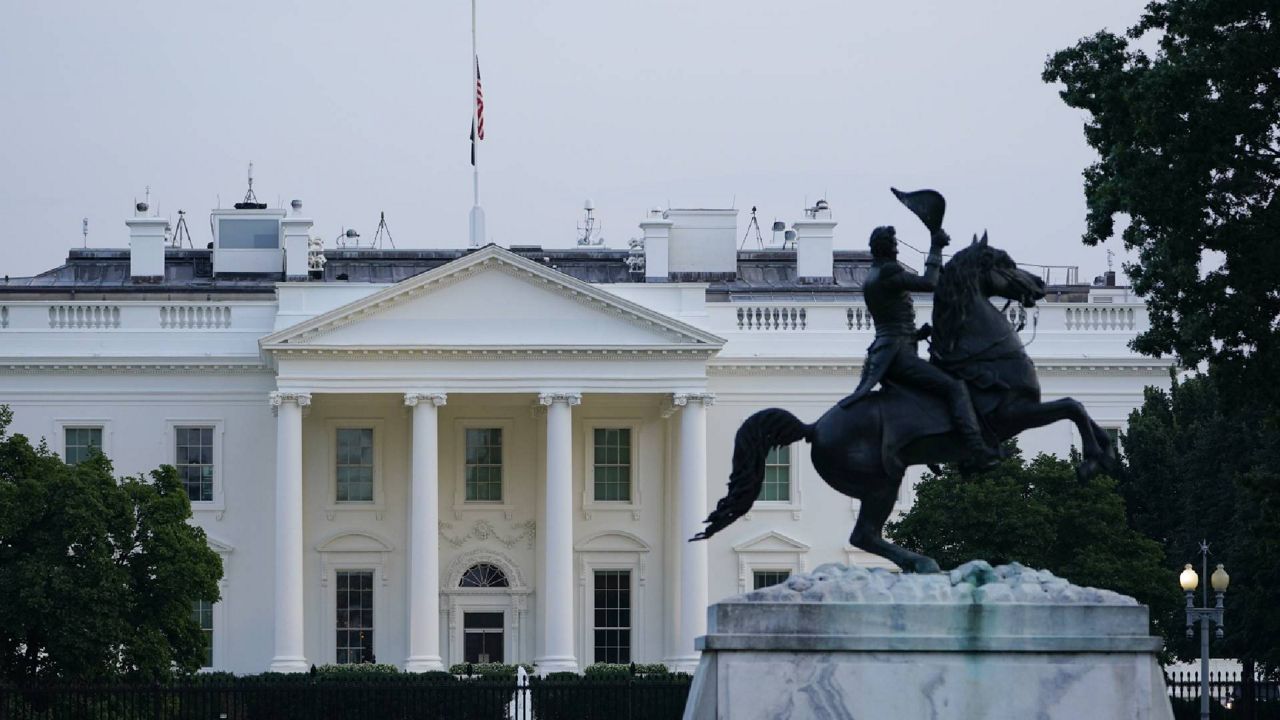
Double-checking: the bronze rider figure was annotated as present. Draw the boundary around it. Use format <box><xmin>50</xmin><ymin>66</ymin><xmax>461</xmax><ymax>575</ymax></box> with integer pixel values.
<box><xmin>838</xmin><ymin>224</ymin><xmax>1001</xmax><ymax>471</ymax></box>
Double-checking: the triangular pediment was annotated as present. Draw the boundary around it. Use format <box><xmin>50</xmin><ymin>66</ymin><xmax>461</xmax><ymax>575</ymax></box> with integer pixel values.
<box><xmin>733</xmin><ymin>531</ymin><xmax>810</xmax><ymax>553</ymax></box>
<box><xmin>261</xmin><ymin>245</ymin><xmax>723</xmax><ymax>352</ymax></box>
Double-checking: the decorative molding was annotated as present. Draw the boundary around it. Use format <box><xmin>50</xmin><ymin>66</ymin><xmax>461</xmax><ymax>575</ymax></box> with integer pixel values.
<box><xmin>259</xmin><ymin>246</ymin><xmax>725</xmax><ymax>350</ymax></box>
<box><xmin>537</xmin><ymin>391</ymin><xmax>582</xmax><ymax>407</ymax></box>
<box><xmin>671</xmin><ymin>392</ymin><xmax>716</xmax><ymax>408</ymax></box>
<box><xmin>439</xmin><ymin>519</ymin><xmax>536</xmax><ymax>550</ymax></box>
<box><xmin>268</xmin><ymin>391</ymin><xmax>312</xmax><ymax>408</ymax></box>
<box><xmin>0</xmin><ymin>361</ymin><xmax>270</xmax><ymax>375</ymax></box>
<box><xmin>404</xmin><ymin>392</ymin><xmax>448</xmax><ymax>407</ymax></box>
<box><xmin>442</xmin><ymin>547</ymin><xmax>531</xmax><ymax>591</ymax></box>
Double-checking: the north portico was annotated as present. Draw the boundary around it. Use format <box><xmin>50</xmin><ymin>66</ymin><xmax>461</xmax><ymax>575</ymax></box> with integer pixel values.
<box><xmin>259</xmin><ymin>245</ymin><xmax>724</xmax><ymax>673</ymax></box>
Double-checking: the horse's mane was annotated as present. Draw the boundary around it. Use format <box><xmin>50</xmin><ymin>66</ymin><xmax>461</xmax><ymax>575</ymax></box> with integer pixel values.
<box><xmin>933</xmin><ymin>243</ymin><xmax>989</xmax><ymax>352</ymax></box>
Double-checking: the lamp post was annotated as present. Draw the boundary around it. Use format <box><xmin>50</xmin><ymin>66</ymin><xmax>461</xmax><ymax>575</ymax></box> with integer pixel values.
<box><xmin>1180</xmin><ymin>540</ymin><xmax>1229</xmax><ymax>720</ymax></box>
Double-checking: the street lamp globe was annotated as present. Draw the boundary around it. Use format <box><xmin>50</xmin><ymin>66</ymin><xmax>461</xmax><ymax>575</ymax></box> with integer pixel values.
<box><xmin>1210</xmin><ymin>564</ymin><xmax>1229</xmax><ymax>592</ymax></box>
<box><xmin>1179</xmin><ymin>564</ymin><xmax>1199</xmax><ymax>592</ymax></box>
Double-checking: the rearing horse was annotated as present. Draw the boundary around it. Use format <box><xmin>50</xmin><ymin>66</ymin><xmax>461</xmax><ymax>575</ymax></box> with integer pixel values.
<box><xmin>692</xmin><ymin>235</ymin><xmax>1121</xmax><ymax>573</ymax></box>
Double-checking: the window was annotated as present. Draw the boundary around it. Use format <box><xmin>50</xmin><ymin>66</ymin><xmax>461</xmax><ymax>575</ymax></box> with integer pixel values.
<box><xmin>760</xmin><ymin>445</ymin><xmax>791</xmax><ymax>502</ymax></box>
<box><xmin>593</xmin><ymin>570</ymin><xmax>631</xmax><ymax>664</ymax></box>
<box><xmin>64</xmin><ymin>427</ymin><xmax>102</xmax><ymax>464</ymax></box>
<box><xmin>335</xmin><ymin>570</ymin><xmax>374</xmax><ymax>664</ymax></box>
<box><xmin>218</xmin><ymin>218</ymin><xmax>279</xmax><ymax>249</ymax></box>
<box><xmin>192</xmin><ymin>600</ymin><xmax>213</xmax><ymax>667</ymax></box>
<box><xmin>1103</xmin><ymin>427</ymin><xmax>1121</xmax><ymax>449</ymax></box>
<box><xmin>753</xmin><ymin>570</ymin><xmax>791</xmax><ymax>590</ymax></box>
<box><xmin>464</xmin><ymin>428</ymin><xmax>503</xmax><ymax>502</ymax></box>
<box><xmin>592</xmin><ymin>428</ymin><xmax>632</xmax><ymax>502</ymax></box>
<box><xmin>335</xmin><ymin>428</ymin><xmax>374</xmax><ymax>503</ymax></box>
<box><xmin>459</xmin><ymin>563</ymin><xmax>509</xmax><ymax>588</ymax></box>
<box><xmin>175</xmin><ymin>426</ymin><xmax>215</xmax><ymax>502</ymax></box>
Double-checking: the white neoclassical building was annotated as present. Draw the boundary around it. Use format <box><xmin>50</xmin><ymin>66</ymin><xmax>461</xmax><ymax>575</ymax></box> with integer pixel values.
<box><xmin>0</xmin><ymin>198</ymin><xmax>1168</xmax><ymax>674</ymax></box>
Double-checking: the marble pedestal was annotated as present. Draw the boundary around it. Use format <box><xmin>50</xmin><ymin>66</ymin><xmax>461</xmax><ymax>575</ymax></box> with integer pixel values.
<box><xmin>683</xmin><ymin>561</ymin><xmax>1174</xmax><ymax>720</ymax></box>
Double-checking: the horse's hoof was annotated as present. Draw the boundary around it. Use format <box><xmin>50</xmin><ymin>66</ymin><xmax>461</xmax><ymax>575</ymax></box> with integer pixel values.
<box><xmin>914</xmin><ymin>558</ymin><xmax>942</xmax><ymax>574</ymax></box>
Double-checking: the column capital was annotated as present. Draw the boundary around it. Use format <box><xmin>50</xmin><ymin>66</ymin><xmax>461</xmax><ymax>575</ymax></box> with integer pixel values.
<box><xmin>404</xmin><ymin>392</ymin><xmax>448</xmax><ymax>408</ymax></box>
<box><xmin>269</xmin><ymin>391</ymin><xmax>312</xmax><ymax>409</ymax></box>
<box><xmin>672</xmin><ymin>392</ymin><xmax>715</xmax><ymax>408</ymax></box>
<box><xmin>537</xmin><ymin>391</ymin><xmax>582</xmax><ymax>407</ymax></box>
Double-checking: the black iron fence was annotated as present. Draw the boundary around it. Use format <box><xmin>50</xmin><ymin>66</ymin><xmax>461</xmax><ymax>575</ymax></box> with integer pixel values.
<box><xmin>1166</xmin><ymin>671</ymin><xmax>1280</xmax><ymax>720</ymax></box>
<box><xmin>0</xmin><ymin>675</ymin><xmax>692</xmax><ymax>720</ymax></box>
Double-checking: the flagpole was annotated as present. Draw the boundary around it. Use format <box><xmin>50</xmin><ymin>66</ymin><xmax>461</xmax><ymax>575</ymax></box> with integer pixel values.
<box><xmin>468</xmin><ymin>0</ymin><xmax>486</xmax><ymax>247</ymax></box>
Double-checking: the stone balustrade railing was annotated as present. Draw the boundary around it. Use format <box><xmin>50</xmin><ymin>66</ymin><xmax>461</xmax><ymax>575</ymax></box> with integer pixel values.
<box><xmin>48</xmin><ymin>304</ymin><xmax>121</xmax><ymax>329</ymax></box>
<box><xmin>160</xmin><ymin>305</ymin><xmax>233</xmax><ymax>329</ymax></box>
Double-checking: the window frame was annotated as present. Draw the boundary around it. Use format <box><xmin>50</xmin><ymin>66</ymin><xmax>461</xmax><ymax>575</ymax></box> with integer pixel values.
<box><xmin>53</xmin><ymin>419</ymin><xmax>111</xmax><ymax>466</ymax></box>
<box><xmin>192</xmin><ymin>599</ymin><xmax>215</xmax><ymax>669</ymax></box>
<box><xmin>574</xmin><ymin>532</ymin><xmax>649</xmax><ymax>665</ymax></box>
<box><xmin>333</xmin><ymin>569</ymin><xmax>377</xmax><ymax>665</ymax></box>
<box><xmin>452</xmin><ymin>418</ymin><xmax>516</xmax><ymax>516</ymax></box>
<box><xmin>164</xmin><ymin>420</ymin><xmax>225</xmax><ymax>516</ymax></box>
<box><xmin>751</xmin><ymin>569</ymin><xmax>793</xmax><ymax>591</ymax></box>
<box><xmin>752</xmin><ymin>441</ymin><xmax>803</xmax><ymax>516</ymax></box>
<box><xmin>581</xmin><ymin>420</ymin><xmax>643</xmax><ymax>518</ymax></box>
<box><xmin>324</xmin><ymin>419</ymin><xmax>386</xmax><ymax>515</ymax></box>
<box><xmin>591</xmin><ymin>569</ymin><xmax>633</xmax><ymax>665</ymax></box>
<box><xmin>732</xmin><ymin>531</ymin><xmax>809</xmax><ymax>593</ymax></box>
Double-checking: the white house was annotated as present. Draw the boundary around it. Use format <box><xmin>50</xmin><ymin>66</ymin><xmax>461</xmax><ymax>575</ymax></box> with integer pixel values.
<box><xmin>0</xmin><ymin>197</ymin><xmax>1168</xmax><ymax>674</ymax></box>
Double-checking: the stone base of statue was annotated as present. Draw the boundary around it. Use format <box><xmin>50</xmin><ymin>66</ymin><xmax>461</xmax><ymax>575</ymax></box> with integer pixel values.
<box><xmin>683</xmin><ymin>561</ymin><xmax>1173</xmax><ymax>720</ymax></box>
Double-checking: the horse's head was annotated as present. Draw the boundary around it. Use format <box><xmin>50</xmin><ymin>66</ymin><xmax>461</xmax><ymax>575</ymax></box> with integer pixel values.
<box><xmin>953</xmin><ymin>232</ymin><xmax>1046</xmax><ymax>308</ymax></box>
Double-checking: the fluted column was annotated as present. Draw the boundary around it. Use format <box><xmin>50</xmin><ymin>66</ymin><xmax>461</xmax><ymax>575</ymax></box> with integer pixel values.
<box><xmin>269</xmin><ymin>391</ymin><xmax>311</xmax><ymax>673</ymax></box>
<box><xmin>536</xmin><ymin>391</ymin><xmax>581</xmax><ymax>674</ymax></box>
<box><xmin>404</xmin><ymin>392</ymin><xmax>447</xmax><ymax>672</ymax></box>
<box><xmin>672</xmin><ymin>392</ymin><xmax>713</xmax><ymax>673</ymax></box>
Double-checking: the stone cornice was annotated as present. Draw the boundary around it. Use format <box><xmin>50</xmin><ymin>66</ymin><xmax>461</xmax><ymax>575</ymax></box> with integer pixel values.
<box><xmin>0</xmin><ymin>359</ymin><xmax>269</xmax><ymax>375</ymax></box>
<box><xmin>270</xmin><ymin>345</ymin><xmax>718</xmax><ymax>360</ymax></box>
<box><xmin>707</xmin><ymin>359</ymin><xmax>1174</xmax><ymax>376</ymax></box>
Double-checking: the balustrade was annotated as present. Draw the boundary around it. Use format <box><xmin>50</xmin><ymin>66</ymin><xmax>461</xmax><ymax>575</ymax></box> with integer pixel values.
<box><xmin>47</xmin><ymin>304</ymin><xmax>120</xmax><ymax>329</ymax></box>
<box><xmin>161</xmin><ymin>305</ymin><xmax>233</xmax><ymax>329</ymax></box>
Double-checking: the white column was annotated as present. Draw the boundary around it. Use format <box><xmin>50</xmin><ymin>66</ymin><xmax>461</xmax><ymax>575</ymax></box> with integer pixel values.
<box><xmin>536</xmin><ymin>391</ymin><xmax>581</xmax><ymax>674</ymax></box>
<box><xmin>404</xmin><ymin>392</ymin><xmax>447</xmax><ymax>672</ymax></box>
<box><xmin>269</xmin><ymin>391</ymin><xmax>310</xmax><ymax>673</ymax></box>
<box><xmin>672</xmin><ymin>392</ymin><xmax>713</xmax><ymax>673</ymax></box>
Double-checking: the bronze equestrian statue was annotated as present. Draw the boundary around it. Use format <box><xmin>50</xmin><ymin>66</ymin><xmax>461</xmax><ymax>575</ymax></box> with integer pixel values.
<box><xmin>692</xmin><ymin>189</ymin><xmax>1121</xmax><ymax>573</ymax></box>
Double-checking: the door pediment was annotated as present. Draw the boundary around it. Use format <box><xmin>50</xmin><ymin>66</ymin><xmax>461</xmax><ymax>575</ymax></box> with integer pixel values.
<box><xmin>261</xmin><ymin>245</ymin><xmax>722</xmax><ymax>353</ymax></box>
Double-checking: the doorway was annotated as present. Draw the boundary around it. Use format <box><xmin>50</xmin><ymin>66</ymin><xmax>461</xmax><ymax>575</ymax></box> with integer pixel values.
<box><xmin>463</xmin><ymin>612</ymin><xmax>504</xmax><ymax>663</ymax></box>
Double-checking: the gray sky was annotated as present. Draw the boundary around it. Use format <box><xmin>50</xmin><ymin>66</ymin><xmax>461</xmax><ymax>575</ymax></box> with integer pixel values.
<box><xmin>0</xmin><ymin>1</ymin><xmax>1145</xmax><ymax>281</ymax></box>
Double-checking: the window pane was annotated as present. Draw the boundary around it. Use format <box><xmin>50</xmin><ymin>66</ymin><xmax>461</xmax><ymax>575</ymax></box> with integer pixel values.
<box><xmin>64</xmin><ymin>426</ymin><xmax>103</xmax><ymax>465</ymax></box>
<box><xmin>191</xmin><ymin>600</ymin><xmax>214</xmax><ymax>667</ymax></box>
<box><xmin>335</xmin><ymin>429</ymin><xmax>374</xmax><ymax>503</ymax></box>
<box><xmin>175</xmin><ymin>426</ymin><xmax>215</xmax><ymax>502</ymax></box>
<box><xmin>335</xmin><ymin>571</ymin><xmax>374</xmax><ymax>664</ymax></box>
<box><xmin>761</xmin><ymin>444</ymin><xmax>791</xmax><ymax>502</ymax></box>
<box><xmin>592</xmin><ymin>428</ymin><xmax>632</xmax><ymax>503</ymax></box>
<box><xmin>218</xmin><ymin>218</ymin><xmax>280</xmax><ymax>249</ymax></box>
<box><xmin>753</xmin><ymin>570</ymin><xmax>791</xmax><ymax>590</ymax></box>
<box><xmin>593</xmin><ymin>570</ymin><xmax>631</xmax><ymax>664</ymax></box>
<box><xmin>464</xmin><ymin>428</ymin><xmax>503</xmax><ymax>503</ymax></box>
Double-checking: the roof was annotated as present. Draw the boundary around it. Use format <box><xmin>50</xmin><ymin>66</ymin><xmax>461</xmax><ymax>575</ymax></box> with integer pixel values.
<box><xmin>0</xmin><ymin>246</ymin><xmax>882</xmax><ymax>298</ymax></box>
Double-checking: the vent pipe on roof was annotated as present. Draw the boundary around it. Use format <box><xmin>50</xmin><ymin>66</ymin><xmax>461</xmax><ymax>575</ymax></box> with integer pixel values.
<box><xmin>127</xmin><ymin>201</ymin><xmax>167</xmax><ymax>282</ymax></box>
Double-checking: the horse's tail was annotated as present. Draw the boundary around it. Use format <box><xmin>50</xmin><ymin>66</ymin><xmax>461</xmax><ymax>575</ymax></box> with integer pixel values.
<box><xmin>691</xmin><ymin>408</ymin><xmax>815</xmax><ymax>542</ymax></box>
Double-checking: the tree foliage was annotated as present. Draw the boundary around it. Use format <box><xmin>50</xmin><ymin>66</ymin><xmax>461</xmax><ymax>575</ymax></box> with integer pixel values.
<box><xmin>0</xmin><ymin>406</ymin><xmax>223</xmax><ymax>683</ymax></box>
<box><xmin>1042</xmin><ymin>0</ymin><xmax>1280</xmax><ymax>404</ymax></box>
<box><xmin>886</xmin><ymin>443</ymin><xmax>1181</xmax><ymax>646</ymax></box>
<box><xmin>1120</xmin><ymin>372</ymin><xmax>1280</xmax><ymax>670</ymax></box>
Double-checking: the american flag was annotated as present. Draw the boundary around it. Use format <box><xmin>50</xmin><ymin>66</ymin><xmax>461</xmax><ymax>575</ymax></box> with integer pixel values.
<box><xmin>475</xmin><ymin>57</ymin><xmax>485</xmax><ymax>140</ymax></box>
<box><xmin>470</xmin><ymin>57</ymin><xmax>484</xmax><ymax>166</ymax></box>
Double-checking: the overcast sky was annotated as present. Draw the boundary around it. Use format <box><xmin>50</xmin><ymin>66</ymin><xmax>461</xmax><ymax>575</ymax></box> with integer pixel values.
<box><xmin>0</xmin><ymin>1</ymin><xmax>1146</xmax><ymax>281</ymax></box>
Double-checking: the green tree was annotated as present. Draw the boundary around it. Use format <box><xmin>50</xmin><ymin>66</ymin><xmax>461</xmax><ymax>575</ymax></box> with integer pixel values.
<box><xmin>1120</xmin><ymin>372</ymin><xmax>1280</xmax><ymax>669</ymax></box>
<box><xmin>0</xmin><ymin>406</ymin><xmax>223</xmax><ymax>683</ymax></box>
<box><xmin>887</xmin><ymin>443</ymin><xmax>1181</xmax><ymax>645</ymax></box>
<box><xmin>1042</xmin><ymin>0</ymin><xmax>1280</xmax><ymax>406</ymax></box>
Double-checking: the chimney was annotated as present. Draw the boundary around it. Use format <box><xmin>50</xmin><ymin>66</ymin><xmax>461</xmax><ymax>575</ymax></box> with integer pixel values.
<box><xmin>1104</xmin><ymin>270</ymin><xmax>1116</xmax><ymax>287</ymax></box>
<box><xmin>126</xmin><ymin>202</ymin><xmax>167</xmax><ymax>282</ymax></box>
<box><xmin>282</xmin><ymin>199</ymin><xmax>313</xmax><ymax>281</ymax></box>
<box><xmin>640</xmin><ymin>208</ymin><xmax>672</xmax><ymax>282</ymax></box>
<box><xmin>792</xmin><ymin>200</ymin><xmax>836</xmax><ymax>283</ymax></box>
<box><xmin>664</xmin><ymin>208</ymin><xmax>738</xmax><ymax>280</ymax></box>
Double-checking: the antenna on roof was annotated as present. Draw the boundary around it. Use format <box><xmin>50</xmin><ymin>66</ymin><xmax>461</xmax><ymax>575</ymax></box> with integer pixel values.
<box><xmin>1106</xmin><ymin>249</ymin><xmax>1114</xmax><ymax>271</ymax></box>
<box><xmin>577</xmin><ymin>200</ymin><xmax>603</xmax><ymax>246</ymax></box>
<box><xmin>234</xmin><ymin>162</ymin><xmax>267</xmax><ymax>210</ymax></box>
<box><xmin>81</xmin><ymin>217</ymin><xmax>88</xmax><ymax>248</ymax></box>
<box><xmin>171</xmin><ymin>210</ymin><xmax>193</xmax><ymax>248</ymax></box>
<box><xmin>740</xmin><ymin>206</ymin><xmax>764</xmax><ymax>249</ymax></box>
<box><xmin>373</xmin><ymin>211</ymin><xmax>396</xmax><ymax>249</ymax></box>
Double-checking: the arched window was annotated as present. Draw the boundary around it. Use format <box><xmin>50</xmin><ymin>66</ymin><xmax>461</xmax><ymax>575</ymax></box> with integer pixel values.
<box><xmin>459</xmin><ymin>563</ymin><xmax>509</xmax><ymax>588</ymax></box>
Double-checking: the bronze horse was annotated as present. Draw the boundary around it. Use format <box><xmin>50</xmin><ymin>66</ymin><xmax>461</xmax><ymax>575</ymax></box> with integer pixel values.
<box><xmin>692</xmin><ymin>235</ymin><xmax>1121</xmax><ymax>573</ymax></box>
